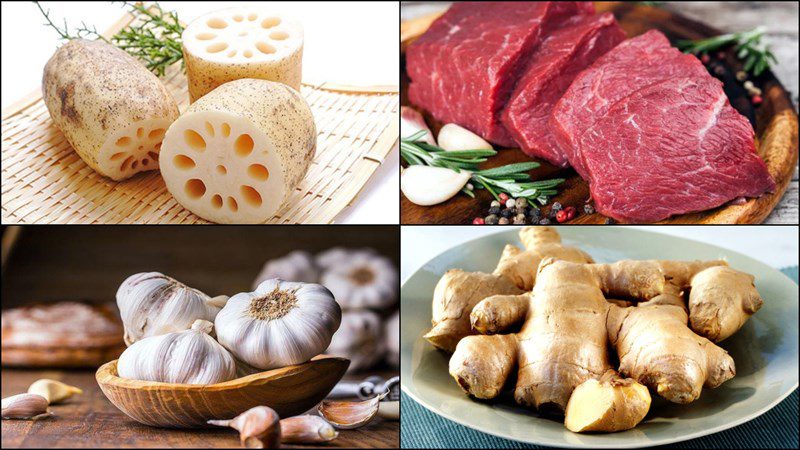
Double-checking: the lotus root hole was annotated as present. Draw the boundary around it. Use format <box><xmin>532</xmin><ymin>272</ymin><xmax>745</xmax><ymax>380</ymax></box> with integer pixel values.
<box><xmin>261</xmin><ymin>17</ymin><xmax>281</xmax><ymax>28</ymax></box>
<box><xmin>185</xmin><ymin>179</ymin><xmax>206</xmax><ymax>199</ymax></box>
<box><xmin>256</xmin><ymin>42</ymin><xmax>276</xmax><ymax>55</ymax></box>
<box><xmin>174</xmin><ymin>154</ymin><xmax>196</xmax><ymax>170</ymax></box>
<box><xmin>247</xmin><ymin>164</ymin><xmax>270</xmax><ymax>181</ymax></box>
<box><xmin>116</xmin><ymin>137</ymin><xmax>131</xmax><ymax>147</ymax></box>
<box><xmin>221</xmin><ymin>123</ymin><xmax>231</xmax><ymax>137</ymax></box>
<box><xmin>206</xmin><ymin>18</ymin><xmax>227</xmax><ymax>29</ymax></box>
<box><xmin>235</xmin><ymin>134</ymin><xmax>255</xmax><ymax>157</ymax></box>
<box><xmin>184</xmin><ymin>130</ymin><xmax>207</xmax><ymax>152</ymax></box>
<box><xmin>227</xmin><ymin>196</ymin><xmax>239</xmax><ymax>212</ymax></box>
<box><xmin>270</xmin><ymin>30</ymin><xmax>289</xmax><ymax>41</ymax></box>
<box><xmin>211</xmin><ymin>194</ymin><xmax>223</xmax><ymax>209</ymax></box>
<box><xmin>216</xmin><ymin>165</ymin><xmax>227</xmax><ymax>175</ymax></box>
<box><xmin>110</xmin><ymin>152</ymin><xmax>127</xmax><ymax>161</ymax></box>
<box><xmin>207</xmin><ymin>42</ymin><xmax>229</xmax><ymax>54</ymax></box>
<box><xmin>148</xmin><ymin>129</ymin><xmax>166</xmax><ymax>140</ymax></box>
<box><xmin>241</xmin><ymin>185</ymin><xmax>262</xmax><ymax>207</ymax></box>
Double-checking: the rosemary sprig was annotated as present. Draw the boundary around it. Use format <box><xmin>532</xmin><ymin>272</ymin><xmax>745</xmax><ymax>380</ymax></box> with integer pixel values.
<box><xmin>36</xmin><ymin>1</ymin><xmax>184</xmax><ymax>76</ymax></box>
<box><xmin>401</xmin><ymin>131</ymin><xmax>564</xmax><ymax>205</ymax></box>
<box><xmin>677</xmin><ymin>27</ymin><xmax>777</xmax><ymax>77</ymax></box>
<box><xmin>112</xmin><ymin>2</ymin><xmax>185</xmax><ymax>76</ymax></box>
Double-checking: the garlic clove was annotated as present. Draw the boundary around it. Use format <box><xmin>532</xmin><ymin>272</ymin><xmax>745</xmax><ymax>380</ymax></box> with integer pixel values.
<box><xmin>401</xmin><ymin>165</ymin><xmax>471</xmax><ymax>206</ymax></box>
<box><xmin>318</xmin><ymin>392</ymin><xmax>387</xmax><ymax>429</ymax></box>
<box><xmin>2</xmin><ymin>393</ymin><xmax>53</xmax><ymax>420</ymax></box>
<box><xmin>280</xmin><ymin>415</ymin><xmax>338</xmax><ymax>444</ymax></box>
<box><xmin>27</xmin><ymin>379</ymin><xmax>82</xmax><ymax>404</ymax></box>
<box><xmin>208</xmin><ymin>406</ymin><xmax>281</xmax><ymax>448</ymax></box>
<box><xmin>401</xmin><ymin>106</ymin><xmax>437</xmax><ymax>146</ymax></box>
<box><xmin>437</xmin><ymin>123</ymin><xmax>493</xmax><ymax>151</ymax></box>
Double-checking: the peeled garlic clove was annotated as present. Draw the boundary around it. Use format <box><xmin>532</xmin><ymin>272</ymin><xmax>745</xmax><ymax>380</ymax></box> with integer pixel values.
<box><xmin>401</xmin><ymin>165</ymin><xmax>471</xmax><ymax>206</ymax></box>
<box><xmin>208</xmin><ymin>406</ymin><xmax>281</xmax><ymax>448</ymax></box>
<box><xmin>378</xmin><ymin>400</ymin><xmax>399</xmax><ymax>420</ymax></box>
<box><xmin>2</xmin><ymin>393</ymin><xmax>52</xmax><ymax>420</ymax></box>
<box><xmin>318</xmin><ymin>392</ymin><xmax>386</xmax><ymax>429</ymax></box>
<box><xmin>438</xmin><ymin>123</ymin><xmax>493</xmax><ymax>151</ymax></box>
<box><xmin>280</xmin><ymin>415</ymin><xmax>338</xmax><ymax>444</ymax></box>
<box><xmin>401</xmin><ymin>106</ymin><xmax>436</xmax><ymax>146</ymax></box>
<box><xmin>27</xmin><ymin>379</ymin><xmax>82</xmax><ymax>404</ymax></box>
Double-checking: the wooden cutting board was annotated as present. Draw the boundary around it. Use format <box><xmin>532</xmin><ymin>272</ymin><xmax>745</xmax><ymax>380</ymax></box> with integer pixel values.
<box><xmin>400</xmin><ymin>2</ymin><xmax>798</xmax><ymax>224</ymax></box>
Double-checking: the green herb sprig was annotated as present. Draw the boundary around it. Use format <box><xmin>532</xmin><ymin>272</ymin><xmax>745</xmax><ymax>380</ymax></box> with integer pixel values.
<box><xmin>678</xmin><ymin>27</ymin><xmax>777</xmax><ymax>77</ymax></box>
<box><xmin>401</xmin><ymin>131</ymin><xmax>564</xmax><ymax>206</ymax></box>
<box><xmin>36</xmin><ymin>1</ymin><xmax>184</xmax><ymax>76</ymax></box>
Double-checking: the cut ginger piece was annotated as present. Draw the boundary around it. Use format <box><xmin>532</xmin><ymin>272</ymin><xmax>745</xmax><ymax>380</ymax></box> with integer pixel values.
<box><xmin>565</xmin><ymin>370</ymin><xmax>651</xmax><ymax>433</ymax></box>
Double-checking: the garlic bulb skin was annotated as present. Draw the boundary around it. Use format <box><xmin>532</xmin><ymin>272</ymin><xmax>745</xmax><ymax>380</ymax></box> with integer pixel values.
<box><xmin>319</xmin><ymin>250</ymin><xmax>398</xmax><ymax>309</ymax></box>
<box><xmin>117</xmin><ymin>272</ymin><xmax>225</xmax><ymax>345</ymax></box>
<box><xmin>327</xmin><ymin>310</ymin><xmax>386</xmax><ymax>373</ymax></box>
<box><xmin>117</xmin><ymin>319</ymin><xmax>236</xmax><ymax>385</ymax></box>
<box><xmin>215</xmin><ymin>279</ymin><xmax>342</xmax><ymax>370</ymax></box>
<box><xmin>252</xmin><ymin>250</ymin><xmax>319</xmax><ymax>289</ymax></box>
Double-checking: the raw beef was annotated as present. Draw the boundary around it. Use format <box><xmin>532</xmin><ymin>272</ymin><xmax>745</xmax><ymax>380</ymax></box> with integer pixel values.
<box><xmin>501</xmin><ymin>12</ymin><xmax>626</xmax><ymax>166</ymax></box>
<box><xmin>406</xmin><ymin>1</ymin><xmax>595</xmax><ymax>147</ymax></box>
<box><xmin>552</xmin><ymin>30</ymin><xmax>776</xmax><ymax>222</ymax></box>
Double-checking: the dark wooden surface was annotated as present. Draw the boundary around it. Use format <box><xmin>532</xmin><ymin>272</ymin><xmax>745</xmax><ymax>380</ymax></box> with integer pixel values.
<box><xmin>400</xmin><ymin>1</ymin><xmax>799</xmax><ymax>224</ymax></box>
<box><xmin>1</xmin><ymin>368</ymin><xmax>399</xmax><ymax>448</ymax></box>
<box><xmin>0</xmin><ymin>226</ymin><xmax>399</xmax><ymax>447</ymax></box>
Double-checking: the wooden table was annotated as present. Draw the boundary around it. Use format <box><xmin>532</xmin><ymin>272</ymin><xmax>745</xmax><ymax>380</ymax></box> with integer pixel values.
<box><xmin>1</xmin><ymin>368</ymin><xmax>399</xmax><ymax>448</ymax></box>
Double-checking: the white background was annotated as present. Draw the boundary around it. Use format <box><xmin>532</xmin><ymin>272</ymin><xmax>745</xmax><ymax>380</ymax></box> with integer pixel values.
<box><xmin>401</xmin><ymin>226</ymin><xmax>799</xmax><ymax>281</ymax></box>
<box><xmin>0</xmin><ymin>1</ymin><xmax>399</xmax><ymax>224</ymax></box>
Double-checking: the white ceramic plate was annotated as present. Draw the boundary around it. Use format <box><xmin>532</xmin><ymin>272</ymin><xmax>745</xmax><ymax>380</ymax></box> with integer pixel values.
<box><xmin>400</xmin><ymin>226</ymin><xmax>799</xmax><ymax>448</ymax></box>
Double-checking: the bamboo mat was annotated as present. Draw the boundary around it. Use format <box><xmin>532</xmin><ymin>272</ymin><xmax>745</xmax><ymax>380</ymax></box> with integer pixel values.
<box><xmin>1</xmin><ymin>13</ymin><xmax>398</xmax><ymax>224</ymax></box>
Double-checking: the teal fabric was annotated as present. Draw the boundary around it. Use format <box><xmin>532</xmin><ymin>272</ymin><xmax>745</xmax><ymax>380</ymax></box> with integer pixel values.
<box><xmin>401</xmin><ymin>266</ymin><xmax>799</xmax><ymax>449</ymax></box>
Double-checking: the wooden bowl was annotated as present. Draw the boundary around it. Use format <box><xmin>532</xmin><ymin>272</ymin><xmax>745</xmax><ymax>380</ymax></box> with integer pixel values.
<box><xmin>96</xmin><ymin>355</ymin><xmax>349</xmax><ymax>428</ymax></box>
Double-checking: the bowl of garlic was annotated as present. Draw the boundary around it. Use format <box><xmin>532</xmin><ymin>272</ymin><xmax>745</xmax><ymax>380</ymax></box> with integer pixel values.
<box><xmin>97</xmin><ymin>273</ymin><xmax>348</xmax><ymax>428</ymax></box>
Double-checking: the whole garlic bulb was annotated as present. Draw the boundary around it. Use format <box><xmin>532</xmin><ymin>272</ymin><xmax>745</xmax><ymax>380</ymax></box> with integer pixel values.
<box><xmin>319</xmin><ymin>250</ymin><xmax>398</xmax><ymax>310</ymax></box>
<box><xmin>117</xmin><ymin>272</ymin><xmax>226</xmax><ymax>345</ymax></box>
<box><xmin>327</xmin><ymin>310</ymin><xmax>385</xmax><ymax>373</ymax></box>
<box><xmin>117</xmin><ymin>319</ymin><xmax>236</xmax><ymax>385</ymax></box>
<box><xmin>385</xmin><ymin>311</ymin><xmax>399</xmax><ymax>368</ymax></box>
<box><xmin>215</xmin><ymin>279</ymin><xmax>342</xmax><ymax>370</ymax></box>
<box><xmin>252</xmin><ymin>250</ymin><xmax>319</xmax><ymax>289</ymax></box>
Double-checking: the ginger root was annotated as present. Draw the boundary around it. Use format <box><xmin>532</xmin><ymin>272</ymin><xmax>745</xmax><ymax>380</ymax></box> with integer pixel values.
<box><xmin>688</xmin><ymin>266</ymin><xmax>764</xmax><ymax>342</ymax></box>
<box><xmin>426</xmin><ymin>226</ymin><xmax>592</xmax><ymax>352</ymax></box>
<box><xmin>565</xmin><ymin>370</ymin><xmax>651</xmax><ymax>433</ymax></box>
<box><xmin>607</xmin><ymin>284</ymin><xmax>736</xmax><ymax>404</ymax></box>
<box><xmin>453</xmin><ymin>259</ymin><xmax>670</xmax><ymax>414</ymax></box>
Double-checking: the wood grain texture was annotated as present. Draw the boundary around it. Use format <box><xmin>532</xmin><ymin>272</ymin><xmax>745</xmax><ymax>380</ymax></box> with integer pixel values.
<box><xmin>400</xmin><ymin>2</ymin><xmax>799</xmax><ymax>224</ymax></box>
<box><xmin>1</xmin><ymin>368</ymin><xmax>399</xmax><ymax>448</ymax></box>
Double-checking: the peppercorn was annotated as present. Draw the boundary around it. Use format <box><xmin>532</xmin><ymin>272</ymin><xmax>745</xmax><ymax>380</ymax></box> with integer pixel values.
<box><xmin>485</xmin><ymin>214</ymin><xmax>499</xmax><ymax>225</ymax></box>
<box><xmin>551</xmin><ymin>202</ymin><xmax>563</xmax><ymax>212</ymax></box>
<box><xmin>538</xmin><ymin>218</ymin><xmax>551</xmax><ymax>225</ymax></box>
<box><xmin>505</xmin><ymin>198</ymin><xmax>516</xmax><ymax>209</ymax></box>
<box><xmin>472</xmin><ymin>217</ymin><xmax>485</xmax><ymax>225</ymax></box>
<box><xmin>499</xmin><ymin>193</ymin><xmax>509</xmax><ymax>202</ymax></box>
<box><xmin>498</xmin><ymin>217</ymin><xmax>510</xmax><ymax>225</ymax></box>
<box><xmin>583</xmin><ymin>204</ymin><xmax>595</xmax><ymax>215</ymax></box>
<box><xmin>556</xmin><ymin>209</ymin><xmax>569</xmax><ymax>223</ymax></box>
<box><xmin>604</xmin><ymin>218</ymin><xmax>616</xmax><ymax>225</ymax></box>
<box><xmin>515</xmin><ymin>198</ymin><xmax>528</xmax><ymax>209</ymax></box>
<box><xmin>513</xmin><ymin>214</ymin><xmax>526</xmax><ymax>225</ymax></box>
<box><xmin>500</xmin><ymin>209</ymin><xmax>514</xmax><ymax>219</ymax></box>
<box><xmin>490</xmin><ymin>200</ymin><xmax>501</xmax><ymax>208</ymax></box>
<box><xmin>488</xmin><ymin>206</ymin><xmax>501</xmax><ymax>216</ymax></box>
<box><xmin>528</xmin><ymin>208</ymin><xmax>541</xmax><ymax>221</ymax></box>
<box><xmin>564</xmin><ymin>206</ymin><xmax>576</xmax><ymax>221</ymax></box>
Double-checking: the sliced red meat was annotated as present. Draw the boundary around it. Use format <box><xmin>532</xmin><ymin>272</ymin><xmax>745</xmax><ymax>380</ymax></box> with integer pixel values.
<box><xmin>406</xmin><ymin>1</ymin><xmax>595</xmax><ymax>147</ymax></box>
<box><xmin>552</xmin><ymin>30</ymin><xmax>776</xmax><ymax>222</ymax></box>
<box><xmin>501</xmin><ymin>12</ymin><xmax>626</xmax><ymax>166</ymax></box>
